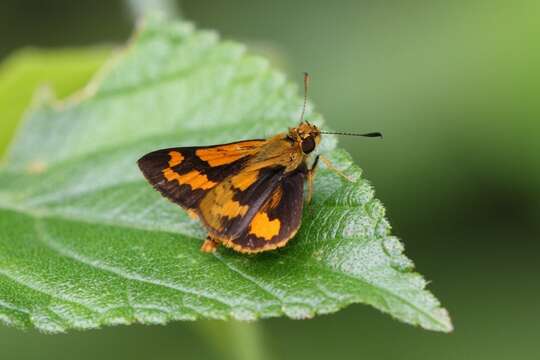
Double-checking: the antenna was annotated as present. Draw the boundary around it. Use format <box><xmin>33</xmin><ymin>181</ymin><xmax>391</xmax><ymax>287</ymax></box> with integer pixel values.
<box><xmin>320</xmin><ymin>131</ymin><xmax>383</xmax><ymax>139</ymax></box>
<box><xmin>300</xmin><ymin>72</ymin><xmax>310</xmax><ymax>123</ymax></box>
<box><xmin>299</xmin><ymin>72</ymin><xmax>382</xmax><ymax>139</ymax></box>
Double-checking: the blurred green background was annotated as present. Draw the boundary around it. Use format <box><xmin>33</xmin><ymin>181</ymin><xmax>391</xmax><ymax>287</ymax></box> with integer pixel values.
<box><xmin>1</xmin><ymin>0</ymin><xmax>539</xmax><ymax>359</ymax></box>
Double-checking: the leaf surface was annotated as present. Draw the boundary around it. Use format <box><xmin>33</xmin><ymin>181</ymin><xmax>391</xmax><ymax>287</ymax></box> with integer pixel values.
<box><xmin>0</xmin><ymin>17</ymin><xmax>452</xmax><ymax>333</ymax></box>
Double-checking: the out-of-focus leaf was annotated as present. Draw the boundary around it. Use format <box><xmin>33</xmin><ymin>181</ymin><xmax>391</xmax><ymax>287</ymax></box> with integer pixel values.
<box><xmin>0</xmin><ymin>47</ymin><xmax>110</xmax><ymax>156</ymax></box>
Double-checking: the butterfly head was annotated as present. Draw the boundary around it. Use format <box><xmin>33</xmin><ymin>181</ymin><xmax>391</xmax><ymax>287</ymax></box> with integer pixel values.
<box><xmin>289</xmin><ymin>121</ymin><xmax>321</xmax><ymax>154</ymax></box>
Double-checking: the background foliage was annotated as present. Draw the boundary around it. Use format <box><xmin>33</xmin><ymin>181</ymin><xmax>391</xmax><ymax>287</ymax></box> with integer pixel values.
<box><xmin>0</xmin><ymin>48</ymin><xmax>110</xmax><ymax>156</ymax></box>
<box><xmin>1</xmin><ymin>1</ymin><xmax>539</xmax><ymax>359</ymax></box>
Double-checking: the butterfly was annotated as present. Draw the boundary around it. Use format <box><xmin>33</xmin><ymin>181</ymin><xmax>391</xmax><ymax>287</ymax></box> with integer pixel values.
<box><xmin>137</xmin><ymin>73</ymin><xmax>381</xmax><ymax>253</ymax></box>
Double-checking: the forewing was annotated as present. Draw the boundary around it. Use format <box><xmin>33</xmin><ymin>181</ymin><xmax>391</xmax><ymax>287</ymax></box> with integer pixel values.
<box><xmin>137</xmin><ymin>140</ymin><xmax>265</xmax><ymax>210</ymax></box>
<box><xmin>219</xmin><ymin>164</ymin><xmax>308</xmax><ymax>253</ymax></box>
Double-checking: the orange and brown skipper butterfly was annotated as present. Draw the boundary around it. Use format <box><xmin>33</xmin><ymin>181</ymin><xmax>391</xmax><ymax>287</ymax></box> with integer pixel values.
<box><xmin>137</xmin><ymin>74</ymin><xmax>381</xmax><ymax>253</ymax></box>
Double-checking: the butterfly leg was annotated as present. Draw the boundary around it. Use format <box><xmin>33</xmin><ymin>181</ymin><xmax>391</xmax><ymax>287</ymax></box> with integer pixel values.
<box><xmin>307</xmin><ymin>155</ymin><xmax>320</xmax><ymax>204</ymax></box>
<box><xmin>319</xmin><ymin>155</ymin><xmax>355</xmax><ymax>183</ymax></box>
<box><xmin>201</xmin><ymin>236</ymin><xmax>218</xmax><ymax>253</ymax></box>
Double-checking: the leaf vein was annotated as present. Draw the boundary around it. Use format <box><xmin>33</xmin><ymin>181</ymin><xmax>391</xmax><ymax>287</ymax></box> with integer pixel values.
<box><xmin>33</xmin><ymin>219</ymin><xmax>236</xmax><ymax>310</ymax></box>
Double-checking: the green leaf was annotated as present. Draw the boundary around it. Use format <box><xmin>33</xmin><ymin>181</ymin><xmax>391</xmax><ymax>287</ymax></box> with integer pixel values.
<box><xmin>0</xmin><ymin>17</ymin><xmax>452</xmax><ymax>333</ymax></box>
<box><xmin>0</xmin><ymin>47</ymin><xmax>110</xmax><ymax>157</ymax></box>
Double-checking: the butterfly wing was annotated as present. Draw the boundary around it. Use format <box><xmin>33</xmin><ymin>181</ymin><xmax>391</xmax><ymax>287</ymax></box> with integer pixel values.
<box><xmin>212</xmin><ymin>163</ymin><xmax>308</xmax><ymax>253</ymax></box>
<box><xmin>199</xmin><ymin>165</ymin><xmax>287</xmax><ymax>238</ymax></box>
<box><xmin>137</xmin><ymin>140</ymin><xmax>266</xmax><ymax>210</ymax></box>
<box><xmin>139</xmin><ymin>138</ymin><xmax>307</xmax><ymax>253</ymax></box>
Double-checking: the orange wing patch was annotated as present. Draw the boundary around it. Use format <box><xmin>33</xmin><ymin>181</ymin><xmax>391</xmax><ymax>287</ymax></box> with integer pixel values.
<box><xmin>267</xmin><ymin>186</ymin><xmax>283</xmax><ymax>209</ymax></box>
<box><xmin>163</xmin><ymin>168</ymin><xmax>217</xmax><ymax>190</ymax></box>
<box><xmin>249</xmin><ymin>211</ymin><xmax>281</xmax><ymax>240</ymax></box>
<box><xmin>195</xmin><ymin>140</ymin><xmax>265</xmax><ymax>166</ymax></box>
<box><xmin>168</xmin><ymin>151</ymin><xmax>184</xmax><ymax>167</ymax></box>
<box><xmin>199</xmin><ymin>183</ymin><xmax>249</xmax><ymax>231</ymax></box>
<box><xmin>230</xmin><ymin>170</ymin><xmax>259</xmax><ymax>191</ymax></box>
<box><xmin>216</xmin><ymin>200</ymin><xmax>249</xmax><ymax>219</ymax></box>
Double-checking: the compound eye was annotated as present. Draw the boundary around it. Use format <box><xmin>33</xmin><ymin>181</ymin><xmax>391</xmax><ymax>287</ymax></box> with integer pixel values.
<box><xmin>301</xmin><ymin>135</ymin><xmax>316</xmax><ymax>154</ymax></box>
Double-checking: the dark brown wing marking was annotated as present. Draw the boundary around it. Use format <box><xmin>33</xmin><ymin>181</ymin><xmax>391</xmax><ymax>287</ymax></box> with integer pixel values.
<box><xmin>137</xmin><ymin>140</ymin><xmax>265</xmax><ymax>210</ymax></box>
<box><xmin>218</xmin><ymin>163</ymin><xmax>308</xmax><ymax>253</ymax></box>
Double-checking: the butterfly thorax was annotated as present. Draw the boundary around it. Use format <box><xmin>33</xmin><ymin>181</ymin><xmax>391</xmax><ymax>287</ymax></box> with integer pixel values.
<box><xmin>244</xmin><ymin>122</ymin><xmax>321</xmax><ymax>174</ymax></box>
